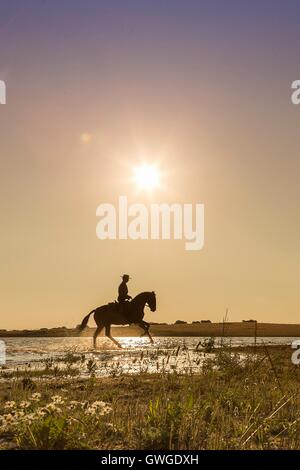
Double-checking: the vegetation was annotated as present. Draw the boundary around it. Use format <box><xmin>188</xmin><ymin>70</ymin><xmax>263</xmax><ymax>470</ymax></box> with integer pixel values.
<box><xmin>0</xmin><ymin>345</ymin><xmax>300</xmax><ymax>450</ymax></box>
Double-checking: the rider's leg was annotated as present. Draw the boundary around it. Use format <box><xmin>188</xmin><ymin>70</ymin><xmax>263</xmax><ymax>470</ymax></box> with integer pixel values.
<box><xmin>119</xmin><ymin>301</ymin><xmax>132</xmax><ymax>324</ymax></box>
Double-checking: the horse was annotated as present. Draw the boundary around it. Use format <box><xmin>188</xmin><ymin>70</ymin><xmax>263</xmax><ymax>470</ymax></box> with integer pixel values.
<box><xmin>77</xmin><ymin>291</ymin><xmax>156</xmax><ymax>348</ymax></box>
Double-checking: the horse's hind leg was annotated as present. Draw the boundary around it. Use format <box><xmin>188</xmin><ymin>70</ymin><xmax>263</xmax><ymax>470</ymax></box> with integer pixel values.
<box><xmin>93</xmin><ymin>325</ymin><xmax>103</xmax><ymax>349</ymax></box>
<box><xmin>105</xmin><ymin>325</ymin><xmax>122</xmax><ymax>349</ymax></box>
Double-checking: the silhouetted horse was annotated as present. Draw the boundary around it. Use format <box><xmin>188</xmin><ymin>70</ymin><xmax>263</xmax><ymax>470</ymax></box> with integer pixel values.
<box><xmin>78</xmin><ymin>291</ymin><xmax>156</xmax><ymax>348</ymax></box>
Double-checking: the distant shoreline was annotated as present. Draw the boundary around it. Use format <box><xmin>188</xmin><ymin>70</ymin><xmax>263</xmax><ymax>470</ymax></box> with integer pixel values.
<box><xmin>1</xmin><ymin>322</ymin><xmax>300</xmax><ymax>338</ymax></box>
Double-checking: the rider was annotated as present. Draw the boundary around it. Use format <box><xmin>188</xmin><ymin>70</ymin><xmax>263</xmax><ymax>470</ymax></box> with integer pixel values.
<box><xmin>118</xmin><ymin>274</ymin><xmax>132</xmax><ymax>321</ymax></box>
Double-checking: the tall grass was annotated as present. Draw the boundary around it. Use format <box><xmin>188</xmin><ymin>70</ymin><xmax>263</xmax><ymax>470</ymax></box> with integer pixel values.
<box><xmin>0</xmin><ymin>345</ymin><xmax>300</xmax><ymax>449</ymax></box>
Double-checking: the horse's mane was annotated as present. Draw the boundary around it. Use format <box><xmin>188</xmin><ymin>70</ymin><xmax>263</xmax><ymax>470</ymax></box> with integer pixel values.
<box><xmin>132</xmin><ymin>291</ymin><xmax>154</xmax><ymax>301</ymax></box>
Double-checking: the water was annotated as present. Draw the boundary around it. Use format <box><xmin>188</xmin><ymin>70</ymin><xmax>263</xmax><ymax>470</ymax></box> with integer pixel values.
<box><xmin>0</xmin><ymin>336</ymin><xmax>296</xmax><ymax>377</ymax></box>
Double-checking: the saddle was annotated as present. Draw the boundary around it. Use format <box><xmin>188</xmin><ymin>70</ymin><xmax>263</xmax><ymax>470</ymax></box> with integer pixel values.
<box><xmin>108</xmin><ymin>300</ymin><xmax>131</xmax><ymax>317</ymax></box>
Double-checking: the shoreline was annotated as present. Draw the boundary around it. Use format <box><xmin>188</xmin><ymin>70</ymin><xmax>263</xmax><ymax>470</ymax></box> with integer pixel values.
<box><xmin>1</xmin><ymin>322</ymin><xmax>300</xmax><ymax>338</ymax></box>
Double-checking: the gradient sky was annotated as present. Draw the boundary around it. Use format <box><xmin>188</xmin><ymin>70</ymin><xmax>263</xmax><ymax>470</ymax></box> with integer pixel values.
<box><xmin>0</xmin><ymin>0</ymin><xmax>300</xmax><ymax>329</ymax></box>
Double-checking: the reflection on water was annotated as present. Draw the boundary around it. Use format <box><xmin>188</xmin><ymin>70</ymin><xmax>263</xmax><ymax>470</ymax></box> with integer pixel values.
<box><xmin>0</xmin><ymin>336</ymin><xmax>295</xmax><ymax>377</ymax></box>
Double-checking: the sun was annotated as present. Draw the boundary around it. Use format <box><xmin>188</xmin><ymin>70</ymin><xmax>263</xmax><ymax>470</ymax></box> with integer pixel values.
<box><xmin>134</xmin><ymin>164</ymin><xmax>160</xmax><ymax>190</ymax></box>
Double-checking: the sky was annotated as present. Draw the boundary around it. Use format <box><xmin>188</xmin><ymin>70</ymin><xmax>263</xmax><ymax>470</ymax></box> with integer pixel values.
<box><xmin>0</xmin><ymin>0</ymin><xmax>300</xmax><ymax>329</ymax></box>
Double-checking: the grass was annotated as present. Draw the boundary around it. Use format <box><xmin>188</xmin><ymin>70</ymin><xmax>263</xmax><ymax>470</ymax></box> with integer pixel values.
<box><xmin>0</xmin><ymin>344</ymin><xmax>300</xmax><ymax>450</ymax></box>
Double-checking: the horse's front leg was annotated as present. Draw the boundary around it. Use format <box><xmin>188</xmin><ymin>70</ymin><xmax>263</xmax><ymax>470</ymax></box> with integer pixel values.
<box><xmin>139</xmin><ymin>320</ymin><xmax>149</xmax><ymax>336</ymax></box>
<box><xmin>138</xmin><ymin>321</ymin><xmax>154</xmax><ymax>344</ymax></box>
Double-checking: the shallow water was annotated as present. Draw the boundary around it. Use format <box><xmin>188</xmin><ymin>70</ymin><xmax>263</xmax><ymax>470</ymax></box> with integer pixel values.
<box><xmin>0</xmin><ymin>336</ymin><xmax>296</xmax><ymax>377</ymax></box>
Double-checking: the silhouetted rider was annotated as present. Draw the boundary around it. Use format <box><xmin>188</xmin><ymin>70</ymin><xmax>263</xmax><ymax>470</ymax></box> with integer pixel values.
<box><xmin>118</xmin><ymin>274</ymin><xmax>132</xmax><ymax>320</ymax></box>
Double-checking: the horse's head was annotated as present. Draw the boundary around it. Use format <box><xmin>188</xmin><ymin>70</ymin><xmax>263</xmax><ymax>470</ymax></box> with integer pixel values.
<box><xmin>147</xmin><ymin>291</ymin><xmax>156</xmax><ymax>312</ymax></box>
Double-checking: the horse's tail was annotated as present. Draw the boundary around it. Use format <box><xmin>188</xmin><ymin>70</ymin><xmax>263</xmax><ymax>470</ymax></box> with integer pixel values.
<box><xmin>77</xmin><ymin>310</ymin><xmax>95</xmax><ymax>333</ymax></box>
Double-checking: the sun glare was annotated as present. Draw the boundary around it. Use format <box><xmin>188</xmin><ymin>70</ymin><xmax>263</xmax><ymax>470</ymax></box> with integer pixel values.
<box><xmin>134</xmin><ymin>164</ymin><xmax>160</xmax><ymax>190</ymax></box>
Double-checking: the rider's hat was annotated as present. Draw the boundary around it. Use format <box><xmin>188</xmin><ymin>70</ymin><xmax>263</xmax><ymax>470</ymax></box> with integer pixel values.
<box><xmin>121</xmin><ymin>274</ymin><xmax>131</xmax><ymax>281</ymax></box>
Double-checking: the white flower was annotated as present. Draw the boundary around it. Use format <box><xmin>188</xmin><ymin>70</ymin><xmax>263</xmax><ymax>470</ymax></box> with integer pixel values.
<box><xmin>45</xmin><ymin>403</ymin><xmax>61</xmax><ymax>413</ymax></box>
<box><xmin>66</xmin><ymin>417</ymin><xmax>78</xmax><ymax>424</ymax></box>
<box><xmin>51</xmin><ymin>395</ymin><xmax>65</xmax><ymax>405</ymax></box>
<box><xmin>19</xmin><ymin>401</ymin><xmax>31</xmax><ymax>409</ymax></box>
<box><xmin>4</xmin><ymin>401</ymin><xmax>16</xmax><ymax>410</ymax></box>
<box><xmin>92</xmin><ymin>401</ymin><xmax>106</xmax><ymax>407</ymax></box>
<box><xmin>67</xmin><ymin>400</ymin><xmax>80</xmax><ymax>410</ymax></box>
<box><xmin>85</xmin><ymin>401</ymin><xmax>112</xmax><ymax>416</ymax></box>
<box><xmin>23</xmin><ymin>413</ymin><xmax>36</xmax><ymax>425</ymax></box>
<box><xmin>3</xmin><ymin>413</ymin><xmax>15</xmax><ymax>424</ymax></box>
<box><xmin>30</xmin><ymin>393</ymin><xmax>41</xmax><ymax>402</ymax></box>
<box><xmin>106</xmin><ymin>422</ymin><xmax>117</xmax><ymax>432</ymax></box>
